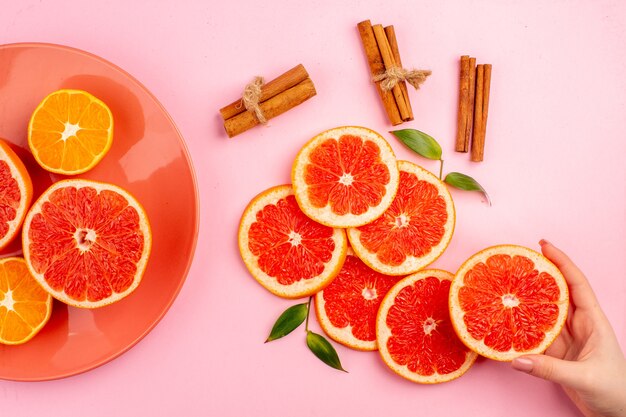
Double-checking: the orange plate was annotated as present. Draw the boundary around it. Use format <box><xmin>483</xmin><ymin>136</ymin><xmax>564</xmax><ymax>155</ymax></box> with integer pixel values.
<box><xmin>0</xmin><ymin>43</ymin><xmax>199</xmax><ymax>381</ymax></box>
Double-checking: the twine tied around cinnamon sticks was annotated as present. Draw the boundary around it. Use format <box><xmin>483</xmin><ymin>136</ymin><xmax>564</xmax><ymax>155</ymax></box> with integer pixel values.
<box><xmin>373</xmin><ymin>66</ymin><xmax>431</xmax><ymax>92</ymax></box>
<box><xmin>241</xmin><ymin>76</ymin><xmax>267</xmax><ymax>124</ymax></box>
<box><xmin>220</xmin><ymin>64</ymin><xmax>317</xmax><ymax>138</ymax></box>
<box><xmin>358</xmin><ymin>20</ymin><xmax>431</xmax><ymax>125</ymax></box>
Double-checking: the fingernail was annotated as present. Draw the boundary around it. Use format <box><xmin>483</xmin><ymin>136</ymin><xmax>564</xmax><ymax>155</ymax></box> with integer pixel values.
<box><xmin>539</xmin><ymin>239</ymin><xmax>550</xmax><ymax>247</ymax></box>
<box><xmin>512</xmin><ymin>357</ymin><xmax>534</xmax><ymax>373</ymax></box>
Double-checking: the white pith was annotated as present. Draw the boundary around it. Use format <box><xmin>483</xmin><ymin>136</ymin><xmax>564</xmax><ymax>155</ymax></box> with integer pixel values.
<box><xmin>239</xmin><ymin>185</ymin><xmax>347</xmax><ymax>299</ymax></box>
<box><xmin>0</xmin><ymin>289</ymin><xmax>15</xmax><ymax>311</ymax></box>
<box><xmin>292</xmin><ymin>126</ymin><xmax>400</xmax><ymax>228</ymax></box>
<box><xmin>61</xmin><ymin>122</ymin><xmax>80</xmax><ymax>141</ymax></box>
<box><xmin>449</xmin><ymin>245</ymin><xmax>570</xmax><ymax>361</ymax></box>
<box><xmin>376</xmin><ymin>269</ymin><xmax>478</xmax><ymax>383</ymax></box>
<box><xmin>348</xmin><ymin>160</ymin><xmax>456</xmax><ymax>276</ymax></box>
<box><xmin>0</xmin><ymin>144</ymin><xmax>30</xmax><ymax>248</ymax></box>
<box><xmin>22</xmin><ymin>179</ymin><xmax>152</xmax><ymax>309</ymax></box>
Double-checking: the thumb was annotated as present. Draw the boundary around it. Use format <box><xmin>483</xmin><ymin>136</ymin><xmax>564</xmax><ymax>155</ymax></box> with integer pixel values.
<box><xmin>511</xmin><ymin>355</ymin><xmax>584</xmax><ymax>389</ymax></box>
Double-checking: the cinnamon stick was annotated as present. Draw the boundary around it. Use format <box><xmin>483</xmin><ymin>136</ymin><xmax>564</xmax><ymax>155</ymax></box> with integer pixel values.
<box><xmin>372</xmin><ymin>24</ymin><xmax>411</xmax><ymax>121</ymax></box>
<box><xmin>219</xmin><ymin>64</ymin><xmax>309</xmax><ymax>121</ymax></box>
<box><xmin>455</xmin><ymin>56</ymin><xmax>470</xmax><ymax>152</ymax></box>
<box><xmin>464</xmin><ymin>57</ymin><xmax>476</xmax><ymax>152</ymax></box>
<box><xmin>223</xmin><ymin>78</ymin><xmax>316</xmax><ymax>138</ymax></box>
<box><xmin>357</xmin><ymin>20</ymin><xmax>402</xmax><ymax>125</ymax></box>
<box><xmin>471</xmin><ymin>64</ymin><xmax>485</xmax><ymax>161</ymax></box>
<box><xmin>472</xmin><ymin>64</ymin><xmax>491</xmax><ymax>162</ymax></box>
<box><xmin>384</xmin><ymin>25</ymin><xmax>413</xmax><ymax>121</ymax></box>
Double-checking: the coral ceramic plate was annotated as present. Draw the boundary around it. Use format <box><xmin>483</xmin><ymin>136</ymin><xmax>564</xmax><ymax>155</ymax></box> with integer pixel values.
<box><xmin>0</xmin><ymin>43</ymin><xmax>199</xmax><ymax>380</ymax></box>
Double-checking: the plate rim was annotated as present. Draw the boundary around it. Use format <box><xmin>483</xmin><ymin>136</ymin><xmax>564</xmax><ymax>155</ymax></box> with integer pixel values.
<box><xmin>0</xmin><ymin>41</ymin><xmax>200</xmax><ymax>381</ymax></box>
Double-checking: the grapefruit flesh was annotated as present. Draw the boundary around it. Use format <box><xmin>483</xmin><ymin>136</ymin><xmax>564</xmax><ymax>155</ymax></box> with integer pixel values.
<box><xmin>239</xmin><ymin>185</ymin><xmax>347</xmax><ymax>299</ymax></box>
<box><xmin>315</xmin><ymin>249</ymin><xmax>400</xmax><ymax>351</ymax></box>
<box><xmin>377</xmin><ymin>269</ymin><xmax>477</xmax><ymax>383</ymax></box>
<box><xmin>0</xmin><ymin>139</ymin><xmax>33</xmax><ymax>250</ymax></box>
<box><xmin>449</xmin><ymin>245</ymin><xmax>569</xmax><ymax>361</ymax></box>
<box><xmin>348</xmin><ymin>160</ymin><xmax>455</xmax><ymax>275</ymax></box>
<box><xmin>22</xmin><ymin>179</ymin><xmax>152</xmax><ymax>308</ymax></box>
<box><xmin>292</xmin><ymin>126</ymin><xmax>399</xmax><ymax>228</ymax></box>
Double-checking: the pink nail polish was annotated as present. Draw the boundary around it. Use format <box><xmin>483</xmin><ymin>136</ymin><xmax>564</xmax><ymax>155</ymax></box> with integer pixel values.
<box><xmin>539</xmin><ymin>239</ymin><xmax>550</xmax><ymax>247</ymax></box>
<box><xmin>512</xmin><ymin>357</ymin><xmax>534</xmax><ymax>373</ymax></box>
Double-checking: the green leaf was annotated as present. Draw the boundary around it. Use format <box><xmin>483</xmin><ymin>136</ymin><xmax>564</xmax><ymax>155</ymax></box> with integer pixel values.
<box><xmin>265</xmin><ymin>303</ymin><xmax>308</xmax><ymax>342</ymax></box>
<box><xmin>444</xmin><ymin>172</ymin><xmax>492</xmax><ymax>206</ymax></box>
<box><xmin>306</xmin><ymin>331</ymin><xmax>347</xmax><ymax>372</ymax></box>
<box><xmin>390</xmin><ymin>129</ymin><xmax>442</xmax><ymax>160</ymax></box>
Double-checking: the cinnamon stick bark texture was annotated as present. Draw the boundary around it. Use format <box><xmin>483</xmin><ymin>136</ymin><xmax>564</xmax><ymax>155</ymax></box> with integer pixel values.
<box><xmin>372</xmin><ymin>24</ymin><xmax>411</xmax><ymax>121</ymax></box>
<box><xmin>471</xmin><ymin>64</ymin><xmax>491</xmax><ymax>162</ymax></box>
<box><xmin>455</xmin><ymin>56</ymin><xmax>470</xmax><ymax>152</ymax></box>
<box><xmin>464</xmin><ymin>57</ymin><xmax>477</xmax><ymax>152</ymax></box>
<box><xmin>219</xmin><ymin>65</ymin><xmax>316</xmax><ymax>138</ymax></box>
<box><xmin>471</xmin><ymin>64</ymin><xmax>485</xmax><ymax>161</ymax></box>
<box><xmin>357</xmin><ymin>20</ymin><xmax>430</xmax><ymax>125</ymax></box>
<box><xmin>384</xmin><ymin>26</ymin><xmax>413</xmax><ymax>120</ymax></box>
<box><xmin>357</xmin><ymin>20</ymin><xmax>402</xmax><ymax>125</ymax></box>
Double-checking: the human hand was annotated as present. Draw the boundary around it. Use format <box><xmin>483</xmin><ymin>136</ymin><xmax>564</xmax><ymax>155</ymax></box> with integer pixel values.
<box><xmin>511</xmin><ymin>240</ymin><xmax>626</xmax><ymax>417</ymax></box>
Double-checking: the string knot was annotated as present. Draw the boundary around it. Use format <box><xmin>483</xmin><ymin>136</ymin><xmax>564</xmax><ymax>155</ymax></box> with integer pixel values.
<box><xmin>373</xmin><ymin>66</ymin><xmax>432</xmax><ymax>91</ymax></box>
<box><xmin>242</xmin><ymin>76</ymin><xmax>267</xmax><ymax>124</ymax></box>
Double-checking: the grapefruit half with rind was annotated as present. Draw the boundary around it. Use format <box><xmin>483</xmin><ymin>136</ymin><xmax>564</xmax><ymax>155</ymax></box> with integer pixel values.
<box><xmin>348</xmin><ymin>160</ymin><xmax>455</xmax><ymax>275</ymax></box>
<box><xmin>22</xmin><ymin>179</ymin><xmax>152</xmax><ymax>309</ymax></box>
<box><xmin>377</xmin><ymin>269</ymin><xmax>478</xmax><ymax>383</ymax></box>
<box><xmin>315</xmin><ymin>248</ymin><xmax>401</xmax><ymax>351</ymax></box>
<box><xmin>239</xmin><ymin>185</ymin><xmax>347</xmax><ymax>299</ymax></box>
<box><xmin>449</xmin><ymin>245</ymin><xmax>569</xmax><ymax>361</ymax></box>
<box><xmin>0</xmin><ymin>139</ymin><xmax>33</xmax><ymax>250</ymax></box>
<box><xmin>292</xmin><ymin>126</ymin><xmax>399</xmax><ymax>228</ymax></box>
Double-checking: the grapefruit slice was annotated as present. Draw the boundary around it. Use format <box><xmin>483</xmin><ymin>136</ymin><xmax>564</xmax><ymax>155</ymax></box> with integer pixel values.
<box><xmin>22</xmin><ymin>179</ymin><xmax>152</xmax><ymax>308</ymax></box>
<box><xmin>0</xmin><ymin>139</ymin><xmax>33</xmax><ymax>250</ymax></box>
<box><xmin>28</xmin><ymin>89</ymin><xmax>114</xmax><ymax>175</ymax></box>
<box><xmin>239</xmin><ymin>185</ymin><xmax>347</xmax><ymax>299</ymax></box>
<box><xmin>292</xmin><ymin>126</ymin><xmax>399</xmax><ymax>228</ymax></box>
<box><xmin>314</xmin><ymin>248</ymin><xmax>401</xmax><ymax>351</ymax></box>
<box><xmin>348</xmin><ymin>160</ymin><xmax>455</xmax><ymax>275</ymax></box>
<box><xmin>449</xmin><ymin>245</ymin><xmax>569</xmax><ymax>361</ymax></box>
<box><xmin>0</xmin><ymin>257</ymin><xmax>52</xmax><ymax>345</ymax></box>
<box><xmin>377</xmin><ymin>269</ymin><xmax>477</xmax><ymax>383</ymax></box>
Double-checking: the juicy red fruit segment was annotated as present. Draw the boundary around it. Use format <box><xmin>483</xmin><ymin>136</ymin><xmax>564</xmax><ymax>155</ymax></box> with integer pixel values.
<box><xmin>27</xmin><ymin>186</ymin><xmax>145</xmax><ymax>302</ymax></box>
<box><xmin>0</xmin><ymin>160</ymin><xmax>21</xmax><ymax>237</ymax></box>
<box><xmin>357</xmin><ymin>171</ymin><xmax>447</xmax><ymax>266</ymax></box>
<box><xmin>459</xmin><ymin>254</ymin><xmax>561</xmax><ymax>352</ymax></box>
<box><xmin>248</xmin><ymin>195</ymin><xmax>335</xmax><ymax>285</ymax></box>
<box><xmin>304</xmin><ymin>135</ymin><xmax>390</xmax><ymax>216</ymax></box>
<box><xmin>322</xmin><ymin>255</ymin><xmax>398</xmax><ymax>341</ymax></box>
<box><xmin>386</xmin><ymin>277</ymin><xmax>468</xmax><ymax>375</ymax></box>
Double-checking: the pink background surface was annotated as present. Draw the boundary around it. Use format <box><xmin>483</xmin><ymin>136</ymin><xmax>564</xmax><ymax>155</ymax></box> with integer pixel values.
<box><xmin>1</xmin><ymin>1</ymin><xmax>625</xmax><ymax>416</ymax></box>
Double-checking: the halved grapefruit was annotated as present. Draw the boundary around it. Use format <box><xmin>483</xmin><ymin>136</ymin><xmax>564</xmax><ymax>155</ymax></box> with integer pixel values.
<box><xmin>348</xmin><ymin>160</ymin><xmax>455</xmax><ymax>275</ymax></box>
<box><xmin>0</xmin><ymin>139</ymin><xmax>33</xmax><ymax>250</ymax></box>
<box><xmin>377</xmin><ymin>269</ymin><xmax>477</xmax><ymax>383</ymax></box>
<box><xmin>239</xmin><ymin>185</ymin><xmax>347</xmax><ymax>299</ymax></box>
<box><xmin>292</xmin><ymin>126</ymin><xmax>399</xmax><ymax>228</ymax></box>
<box><xmin>22</xmin><ymin>179</ymin><xmax>152</xmax><ymax>308</ymax></box>
<box><xmin>315</xmin><ymin>248</ymin><xmax>401</xmax><ymax>351</ymax></box>
<box><xmin>449</xmin><ymin>245</ymin><xmax>569</xmax><ymax>361</ymax></box>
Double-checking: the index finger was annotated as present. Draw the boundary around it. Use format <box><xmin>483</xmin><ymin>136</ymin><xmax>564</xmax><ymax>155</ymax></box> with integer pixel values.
<box><xmin>539</xmin><ymin>239</ymin><xmax>599</xmax><ymax>311</ymax></box>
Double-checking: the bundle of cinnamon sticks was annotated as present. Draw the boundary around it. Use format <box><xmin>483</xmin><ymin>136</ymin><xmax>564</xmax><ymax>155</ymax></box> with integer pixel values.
<box><xmin>220</xmin><ymin>64</ymin><xmax>316</xmax><ymax>138</ymax></box>
<box><xmin>455</xmin><ymin>55</ymin><xmax>492</xmax><ymax>161</ymax></box>
<box><xmin>357</xmin><ymin>20</ymin><xmax>424</xmax><ymax>125</ymax></box>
